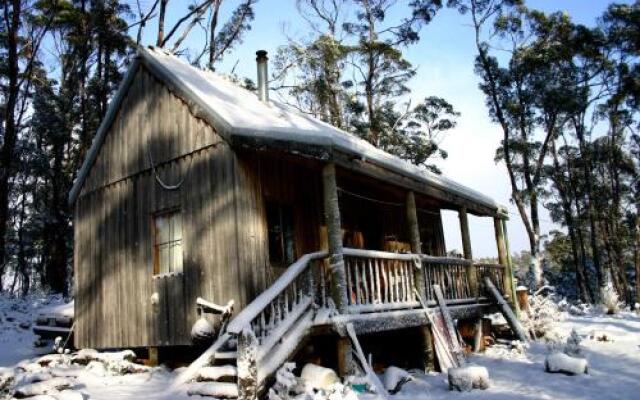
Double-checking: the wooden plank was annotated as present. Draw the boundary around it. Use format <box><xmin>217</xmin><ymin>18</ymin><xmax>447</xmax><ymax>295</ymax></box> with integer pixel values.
<box><xmin>433</xmin><ymin>284</ymin><xmax>466</xmax><ymax>366</ymax></box>
<box><xmin>345</xmin><ymin>323</ymin><xmax>388</xmax><ymax>399</ymax></box>
<box><xmin>414</xmin><ymin>290</ymin><xmax>458</xmax><ymax>371</ymax></box>
<box><xmin>484</xmin><ymin>277</ymin><xmax>529</xmax><ymax>343</ymax></box>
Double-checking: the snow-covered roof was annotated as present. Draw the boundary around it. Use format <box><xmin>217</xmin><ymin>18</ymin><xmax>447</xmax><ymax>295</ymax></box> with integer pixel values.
<box><xmin>69</xmin><ymin>46</ymin><xmax>505</xmax><ymax>215</ymax></box>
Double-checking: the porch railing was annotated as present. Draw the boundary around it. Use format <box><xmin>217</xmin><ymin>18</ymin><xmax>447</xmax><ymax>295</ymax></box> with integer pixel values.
<box><xmin>343</xmin><ymin>248</ymin><xmax>420</xmax><ymax>313</ymax></box>
<box><xmin>421</xmin><ymin>256</ymin><xmax>475</xmax><ymax>303</ymax></box>
<box><xmin>476</xmin><ymin>263</ymin><xmax>506</xmax><ymax>296</ymax></box>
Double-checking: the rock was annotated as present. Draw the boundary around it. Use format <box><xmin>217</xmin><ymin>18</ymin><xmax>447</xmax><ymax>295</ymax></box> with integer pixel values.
<box><xmin>71</xmin><ymin>349</ymin><xmax>99</xmax><ymax>365</ymax></box>
<box><xmin>0</xmin><ymin>369</ymin><xmax>15</xmax><ymax>391</ymax></box>
<box><xmin>448</xmin><ymin>365</ymin><xmax>490</xmax><ymax>392</ymax></box>
<box><xmin>381</xmin><ymin>366</ymin><xmax>411</xmax><ymax>393</ymax></box>
<box><xmin>19</xmin><ymin>322</ymin><xmax>31</xmax><ymax>330</ymax></box>
<box><xmin>36</xmin><ymin>354</ymin><xmax>66</xmax><ymax>367</ymax></box>
<box><xmin>55</xmin><ymin>389</ymin><xmax>86</xmax><ymax>400</ymax></box>
<box><xmin>545</xmin><ymin>352</ymin><xmax>588</xmax><ymax>375</ymax></box>
<box><xmin>85</xmin><ymin>361</ymin><xmax>107</xmax><ymax>377</ymax></box>
<box><xmin>13</xmin><ymin>377</ymin><xmax>73</xmax><ymax>398</ymax></box>
<box><xmin>186</xmin><ymin>382</ymin><xmax>239</xmax><ymax>398</ymax></box>
<box><xmin>300</xmin><ymin>364</ymin><xmax>339</xmax><ymax>391</ymax></box>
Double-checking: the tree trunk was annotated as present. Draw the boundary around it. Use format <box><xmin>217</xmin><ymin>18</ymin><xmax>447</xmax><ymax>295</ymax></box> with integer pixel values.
<box><xmin>635</xmin><ymin>215</ymin><xmax>640</xmax><ymax>306</ymax></box>
<box><xmin>157</xmin><ymin>0</ymin><xmax>168</xmax><ymax>46</ymax></box>
<box><xmin>0</xmin><ymin>0</ymin><xmax>22</xmax><ymax>289</ymax></box>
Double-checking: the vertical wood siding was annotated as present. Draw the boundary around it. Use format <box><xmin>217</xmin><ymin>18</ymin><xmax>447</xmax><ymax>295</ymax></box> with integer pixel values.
<box><xmin>74</xmin><ymin>66</ymin><xmax>254</xmax><ymax>348</ymax></box>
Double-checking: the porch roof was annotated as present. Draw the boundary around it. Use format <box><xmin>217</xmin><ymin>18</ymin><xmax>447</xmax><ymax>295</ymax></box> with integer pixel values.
<box><xmin>69</xmin><ymin>46</ymin><xmax>507</xmax><ymax>216</ymax></box>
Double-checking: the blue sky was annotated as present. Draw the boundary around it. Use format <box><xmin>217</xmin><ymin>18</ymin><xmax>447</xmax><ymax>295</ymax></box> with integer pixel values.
<box><xmin>134</xmin><ymin>0</ymin><xmax>617</xmax><ymax>257</ymax></box>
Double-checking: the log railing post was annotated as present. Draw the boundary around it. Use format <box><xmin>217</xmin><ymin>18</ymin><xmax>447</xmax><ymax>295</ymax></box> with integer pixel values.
<box><xmin>459</xmin><ymin>207</ymin><xmax>478</xmax><ymax>297</ymax></box>
<box><xmin>494</xmin><ymin>216</ymin><xmax>514</xmax><ymax>302</ymax></box>
<box><xmin>406</xmin><ymin>191</ymin><xmax>426</xmax><ymax>298</ymax></box>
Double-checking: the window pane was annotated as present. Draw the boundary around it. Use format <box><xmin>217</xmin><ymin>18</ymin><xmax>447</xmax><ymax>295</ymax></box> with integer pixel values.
<box><xmin>159</xmin><ymin>244</ymin><xmax>170</xmax><ymax>274</ymax></box>
<box><xmin>156</xmin><ymin>216</ymin><xmax>170</xmax><ymax>244</ymax></box>
<box><xmin>172</xmin><ymin>213</ymin><xmax>182</xmax><ymax>241</ymax></box>
<box><xmin>172</xmin><ymin>243</ymin><xmax>183</xmax><ymax>273</ymax></box>
<box><xmin>154</xmin><ymin>210</ymin><xmax>183</xmax><ymax>275</ymax></box>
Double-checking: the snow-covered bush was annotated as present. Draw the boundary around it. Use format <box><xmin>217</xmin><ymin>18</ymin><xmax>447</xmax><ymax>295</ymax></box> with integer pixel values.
<box><xmin>521</xmin><ymin>289</ymin><xmax>565</xmax><ymax>338</ymax></box>
<box><xmin>601</xmin><ymin>279</ymin><xmax>621</xmax><ymax>315</ymax></box>
<box><xmin>268</xmin><ymin>363</ymin><xmax>299</xmax><ymax>400</ymax></box>
<box><xmin>564</xmin><ymin>329</ymin><xmax>582</xmax><ymax>357</ymax></box>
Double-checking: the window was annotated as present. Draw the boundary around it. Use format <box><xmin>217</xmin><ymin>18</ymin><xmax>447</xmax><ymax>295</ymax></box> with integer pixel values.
<box><xmin>153</xmin><ymin>210</ymin><xmax>183</xmax><ymax>275</ymax></box>
<box><xmin>266</xmin><ymin>201</ymin><xmax>296</xmax><ymax>266</ymax></box>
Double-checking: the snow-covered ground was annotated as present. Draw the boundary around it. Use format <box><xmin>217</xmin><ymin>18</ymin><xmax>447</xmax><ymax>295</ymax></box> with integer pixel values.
<box><xmin>396</xmin><ymin>311</ymin><xmax>640</xmax><ymax>400</ymax></box>
<box><xmin>1</xmin><ymin>293</ymin><xmax>639</xmax><ymax>399</ymax></box>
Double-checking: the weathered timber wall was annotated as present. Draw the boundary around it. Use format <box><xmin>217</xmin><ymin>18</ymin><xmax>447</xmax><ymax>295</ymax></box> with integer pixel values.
<box><xmin>73</xmin><ymin>66</ymin><xmax>265</xmax><ymax>349</ymax></box>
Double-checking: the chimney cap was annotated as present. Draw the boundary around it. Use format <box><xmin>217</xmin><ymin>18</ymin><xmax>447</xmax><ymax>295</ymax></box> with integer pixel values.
<box><xmin>256</xmin><ymin>50</ymin><xmax>268</xmax><ymax>60</ymax></box>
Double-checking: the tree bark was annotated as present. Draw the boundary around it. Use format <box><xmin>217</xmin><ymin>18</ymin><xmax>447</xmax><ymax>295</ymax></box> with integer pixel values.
<box><xmin>0</xmin><ymin>0</ymin><xmax>22</xmax><ymax>288</ymax></box>
<box><xmin>157</xmin><ymin>0</ymin><xmax>168</xmax><ymax>46</ymax></box>
<box><xmin>321</xmin><ymin>163</ymin><xmax>348</xmax><ymax>312</ymax></box>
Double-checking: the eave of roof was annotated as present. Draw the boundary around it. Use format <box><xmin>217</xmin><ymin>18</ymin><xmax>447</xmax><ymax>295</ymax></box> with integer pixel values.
<box><xmin>69</xmin><ymin>46</ymin><xmax>508</xmax><ymax>217</ymax></box>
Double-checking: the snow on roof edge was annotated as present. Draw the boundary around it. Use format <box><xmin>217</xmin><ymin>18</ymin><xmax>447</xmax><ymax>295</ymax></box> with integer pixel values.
<box><xmin>70</xmin><ymin>46</ymin><xmax>506</xmax><ymax>216</ymax></box>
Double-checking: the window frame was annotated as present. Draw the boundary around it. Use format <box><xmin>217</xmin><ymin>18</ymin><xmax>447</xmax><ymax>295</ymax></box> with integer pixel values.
<box><xmin>265</xmin><ymin>200</ymin><xmax>297</xmax><ymax>267</ymax></box>
<box><xmin>152</xmin><ymin>208</ymin><xmax>184</xmax><ymax>276</ymax></box>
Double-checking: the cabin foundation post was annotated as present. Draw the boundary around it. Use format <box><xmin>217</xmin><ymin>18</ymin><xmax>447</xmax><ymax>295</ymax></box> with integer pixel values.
<box><xmin>147</xmin><ymin>347</ymin><xmax>159</xmax><ymax>366</ymax></box>
<box><xmin>459</xmin><ymin>207</ymin><xmax>478</xmax><ymax>297</ymax></box>
<box><xmin>420</xmin><ymin>325</ymin><xmax>436</xmax><ymax>371</ymax></box>
<box><xmin>322</xmin><ymin>163</ymin><xmax>353</xmax><ymax>377</ymax></box>
<box><xmin>494</xmin><ymin>216</ymin><xmax>514</xmax><ymax>303</ymax></box>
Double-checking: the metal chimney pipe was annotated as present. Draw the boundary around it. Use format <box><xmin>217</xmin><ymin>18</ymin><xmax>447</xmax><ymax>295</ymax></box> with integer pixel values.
<box><xmin>256</xmin><ymin>50</ymin><xmax>269</xmax><ymax>102</ymax></box>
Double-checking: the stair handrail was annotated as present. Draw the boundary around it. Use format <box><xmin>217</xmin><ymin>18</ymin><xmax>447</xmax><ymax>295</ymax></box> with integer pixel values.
<box><xmin>226</xmin><ymin>251</ymin><xmax>328</xmax><ymax>335</ymax></box>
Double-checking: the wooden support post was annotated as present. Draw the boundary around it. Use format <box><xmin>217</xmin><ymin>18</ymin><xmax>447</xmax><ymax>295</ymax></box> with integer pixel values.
<box><xmin>147</xmin><ymin>347</ymin><xmax>159</xmax><ymax>366</ymax></box>
<box><xmin>322</xmin><ymin>163</ymin><xmax>349</xmax><ymax>313</ymax></box>
<box><xmin>459</xmin><ymin>208</ymin><xmax>478</xmax><ymax>297</ymax></box>
<box><xmin>459</xmin><ymin>207</ymin><xmax>473</xmax><ymax>260</ymax></box>
<box><xmin>336</xmin><ymin>335</ymin><xmax>354</xmax><ymax>377</ymax></box>
<box><xmin>420</xmin><ymin>325</ymin><xmax>436</xmax><ymax>371</ymax></box>
<box><xmin>406</xmin><ymin>191</ymin><xmax>426</xmax><ymax>298</ymax></box>
<box><xmin>502</xmin><ymin>218</ymin><xmax>519</xmax><ymax>313</ymax></box>
<box><xmin>406</xmin><ymin>191</ymin><xmax>421</xmax><ymax>253</ymax></box>
<box><xmin>473</xmin><ymin>318</ymin><xmax>483</xmax><ymax>353</ymax></box>
<box><xmin>494</xmin><ymin>216</ymin><xmax>513</xmax><ymax>301</ymax></box>
<box><xmin>322</xmin><ymin>163</ymin><xmax>352</xmax><ymax>379</ymax></box>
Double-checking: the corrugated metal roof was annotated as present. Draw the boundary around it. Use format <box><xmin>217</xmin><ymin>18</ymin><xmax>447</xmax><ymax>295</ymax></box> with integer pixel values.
<box><xmin>69</xmin><ymin>46</ymin><xmax>505</xmax><ymax>215</ymax></box>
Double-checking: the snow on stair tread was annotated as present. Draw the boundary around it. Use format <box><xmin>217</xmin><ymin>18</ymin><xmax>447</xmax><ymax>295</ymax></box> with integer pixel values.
<box><xmin>187</xmin><ymin>381</ymin><xmax>239</xmax><ymax>398</ymax></box>
<box><xmin>213</xmin><ymin>351</ymin><xmax>237</xmax><ymax>360</ymax></box>
<box><xmin>196</xmin><ymin>365</ymin><xmax>238</xmax><ymax>381</ymax></box>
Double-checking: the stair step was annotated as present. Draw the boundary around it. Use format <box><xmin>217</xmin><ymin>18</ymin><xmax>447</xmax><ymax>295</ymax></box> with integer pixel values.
<box><xmin>196</xmin><ymin>365</ymin><xmax>238</xmax><ymax>382</ymax></box>
<box><xmin>214</xmin><ymin>351</ymin><xmax>237</xmax><ymax>360</ymax></box>
<box><xmin>187</xmin><ymin>382</ymin><xmax>238</xmax><ymax>398</ymax></box>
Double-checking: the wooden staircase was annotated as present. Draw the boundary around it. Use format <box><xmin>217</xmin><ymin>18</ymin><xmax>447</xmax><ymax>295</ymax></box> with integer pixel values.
<box><xmin>173</xmin><ymin>248</ymin><xmax>514</xmax><ymax>399</ymax></box>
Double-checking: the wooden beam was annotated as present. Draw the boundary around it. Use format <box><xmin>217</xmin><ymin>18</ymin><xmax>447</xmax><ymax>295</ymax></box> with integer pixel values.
<box><xmin>322</xmin><ymin>163</ymin><xmax>349</xmax><ymax>313</ymax></box>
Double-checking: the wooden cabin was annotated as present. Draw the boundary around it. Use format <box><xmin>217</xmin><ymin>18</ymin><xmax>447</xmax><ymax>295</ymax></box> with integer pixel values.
<box><xmin>69</xmin><ymin>47</ymin><xmax>516</xmax><ymax>395</ymax></box>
